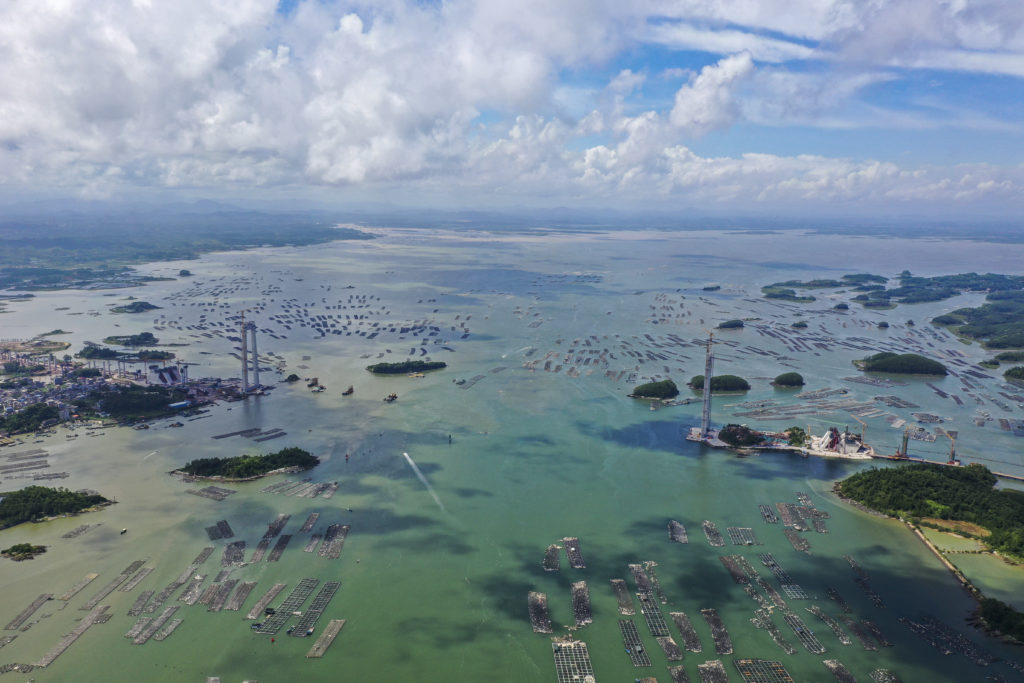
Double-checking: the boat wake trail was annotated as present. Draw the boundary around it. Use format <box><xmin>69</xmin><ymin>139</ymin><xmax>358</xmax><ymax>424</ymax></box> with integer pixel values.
<box><xmin>402</xmin><ymin>452</ymin><xmax>446</xmax><ymax>513</ymax></box>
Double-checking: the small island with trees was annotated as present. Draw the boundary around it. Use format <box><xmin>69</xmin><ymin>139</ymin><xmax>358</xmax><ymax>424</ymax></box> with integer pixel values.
<box><xmin>174</xmin><ymin>446</ymin><xmax>319</xmax><ymax>481</ymax></box>
<box><xmin>1006</xmin><ymin>366</ymin><xmax>1024</xmax><ymax>383</ymax></box>
<box><xmin>629</xmin><ymin>379</ymin><xmax>679</xmax><ymax>399</ymax></box>
<box><xmin>0</xmin><ymin>486</ymin><xmax>111</xmax><ymax>530</ymax></box>
<box><xmin>2</xmin><ymin>542</ymin><xmax>47</xmax><ymax>561</ymax></box>
<box><xmin>772</xmin><ymin>372</ymin><xmax>804</xmax><ymax>387</ymax></box>
<box><xmin>103</xmin><ymin>332</ymin><xmax>159</xmax><ymax>346</ymax></box>
<box><xmin>366</xmin><ymin>360</ymin><xmax>447</xmax><ymax>374</ymax></box>
<box><xmin>718</xmin><ymin>424</ymin><xmax>765</xmax><ymax>447</ymax></box>
<box><xmin>854</xmin><ymin>352</ymin><xmax>947</xmax><ymax>375</ymax></box>
<box><xmin>689</xmin><ymin>374</ymin><xmax>750</xmax><ymax>392</ymax></box>
<box><xmin>109</xmin><ymin>301</ymin><xmax>160</xmax><ymax>314</ymax></box>
<box><xmin>716</xmin><ymin>319</ymin><xmax>744</xmax><ymax>329</ymax></box>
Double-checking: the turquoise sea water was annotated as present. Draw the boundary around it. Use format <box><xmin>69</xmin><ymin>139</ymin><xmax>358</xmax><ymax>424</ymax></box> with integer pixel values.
<box><xmin>1</xmin><ymin>227</ymin><xmax>1023</xmax><ymax>682</ymax></box>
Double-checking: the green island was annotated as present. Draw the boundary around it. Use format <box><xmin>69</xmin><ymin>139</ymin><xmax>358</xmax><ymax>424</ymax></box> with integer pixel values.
<box><xmin>933</xmin><ymin>290</ymin><xmax>1024</xmax><ymax>349</ymax></box>
<box><xmin>178</xmin><ymin>269</ymin><xmax>192</xmax><ymax>277</ymax></box>
<box><xmin>854</xmin><ymin>352</ymin><xmax>947</xmax><ymax>375</ymax></box>
<box><xmin>689</xmin><ymin>374</ymin><xmax>750</xmax><ymax>391</ymax></box>
<box><xmin>718</xmin><ymin>423</ymin><xmax>765</xmax><ymax>447</ymax></box>
<box><xmin>761</xmin><ymin>286</ymin><xmax>815</xmax><ymax>303</ymax></box>
<box><xmin>1005</xmin><ymin>366</ymin><xmax>1024</xmax><ymax>382</ymax></box>
<box><xmin>0</xmin><ymin>403</ymin><xmax>60</xmax><ymax>434</ymax></box>
<box><xmin>834</xmin><ymin>302</ymin><xmax>849</xmax><ymax>310</ymax></box>
<box><xmin>74</xmin><ymin>384</ymin><xmax>189</xmax><ymax>420</ymax></box>
<box><xmin>175</xmin><ymin>447</ymin><xmax>319</xmax><ymax>480</ymax></box>
<box><xmin>2</xmin><ymin>542</ymin><xmax>47</xmax><ymax>561</ymax></box>
<box><xmin>716</xmin><ymin>319</ymin><xmax>744</xmax><ymax>329</ymax></box>
<box><xmin>77</xmin><ymin>345</ymin><xmax>174</xmax><ymax>361</ymax></box>
<box><xmin>995</xmin><ymin>351</ymin><xmax>1024</xmax><ymax>363</ymax></box>
<box><xmin>837</xmin><ymin>463</ymin><xmax>1024</xmax><ymax>643</ymax></box>
<box><xmin>366</xmin><ymin>360</ymin><xmax>447</xmax><ymax>374</ymax></box>
<box><xmin>772</xmin><ymin>372</ymin><xmax>804</xmax><ymax>387</ymax></box>
<box><xmin>702</xmin><ymin>285</ymin><xmax>721</xmax><ymax>291</ymax></box>
<box><xmin>630</xmin><ymin>379</ymin><xmax>679</xmax><ymax>399</ymax></box>
<box><xmin>103</xmin><ymin>332</ymin><xmax>158</xmax><ymax>346</ymax></box>
<box><xmin>0</xmin><ymin>486</ymin><xmax>110</xmax><ymax>530</ymax></box>
<box><xmin>791</xmin><ymin>320</ymin><xmax>808</xmax><ymax>328</ymax></box>
<box><xmin>285</xmin><ymin>373</ymin><xmax>301</xmax><ymax>382</ymax></box>
<box><xmin>109</xmin><ymin>301</ymin><xmax>161</xmax><ymax>314</ymax></box>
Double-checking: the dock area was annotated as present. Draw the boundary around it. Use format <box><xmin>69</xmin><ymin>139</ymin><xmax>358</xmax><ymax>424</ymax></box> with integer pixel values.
<box><xmin>306</xmin><ymin>619</ymin><xmax>345</xmax><ymax>658</ymax></box>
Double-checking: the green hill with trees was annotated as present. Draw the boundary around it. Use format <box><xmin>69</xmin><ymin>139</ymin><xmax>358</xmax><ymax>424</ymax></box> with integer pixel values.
<box><xmin>1006</xmin><ymin>366</ymin><xmax>1024</xmax><ymax>382</ymax></box>
<box><xmin>717</xmin><ymin>319</ymin><xmax>744</xmax><ymax>329</ymax></box>
<box><xmin>838</xmin><ymin>463</ymin><xmax>1024</xmax><ymax>557</ymax></box>
<box><xmin>718</xmin><ymin>424</ymin><xmax>764</xmax><ymax>447</ymax></box>
<box><xmin>0</xmin><ymin>403</ymin><xmax>60</xmax><ymax>434</ymax></box>
<box><xmin>773</xmin><ymin>372</ymin><xmax>804</xmax><ymax>387</ymax></box>
<box><xmin>689</xmin><ymin>374</ymin><xmax>750</xmax><ymax>391</ymax></box>
<box><xmin>177</xmin><ymin>447</ymin><xmax>318</xmax><ymax>480</ymax></box>
<box><xmin>366</xmin><ymin>360</ymin><xmax>446</xmax><ymax>374</ymax></box>
<box><xmin>0</xmin><ymin>486</ymin><xmax>110</xmax><ymax>529</ymax></box>
<box><xmin>854</xmin><ymin>352</ymin><xmax>947</xmax><ymax>375</ymax></box>
<box><xmin>631</xmin><ymin>379</ymin><xmax>679</xmax><ymax>399</ymax></box>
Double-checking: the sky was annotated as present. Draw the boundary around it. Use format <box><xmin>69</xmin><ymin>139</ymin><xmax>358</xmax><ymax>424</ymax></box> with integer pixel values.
<box><xmin>1</xmin><ymin>0</ymin><xmax>1023</xmax><ymax>217</ymax></box>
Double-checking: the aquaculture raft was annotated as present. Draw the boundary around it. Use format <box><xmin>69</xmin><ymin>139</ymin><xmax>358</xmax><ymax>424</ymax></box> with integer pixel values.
<box><xmin>306</xmin><ymin>619</ymin><xmax>346</xmax><ymax>658</ymax></box>
<box><xmin>618</xmin><ymin>620</ymin><xmax>651</xmax><ymax>667</ymax></box>
<box><xmin>551</xmin><ymin>640</ymin><xmax>594</xmax><ymax>683</ymax></box>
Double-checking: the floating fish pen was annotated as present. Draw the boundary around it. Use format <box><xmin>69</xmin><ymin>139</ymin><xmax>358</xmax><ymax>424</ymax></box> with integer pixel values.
<box><xmin>133</xmin><ymin>606</ymin><xmax>179</xmax><ymax>645</ymax></box>
<box><xmin>5</xmin><ymin>594</ymin><xmax>52</xmax><ymax>630</ymax></box>
<box><xmin>221</xmin><ymin>541</ymin><xmax>246</xmax><ymax>566</ymax></box>
<box><xmin>153</xmin><ymin>618</ymin><xmax>183</xmax><ymax>642</ymax></box>
<box><xmin>570</xmin><ymin>581</ymin><xmax>592</xmax><ymax>628</ymax></box>
<box><xmin>754</xmin><ymin>576</ymin><xmax>787</xmax><ymax>609</ymax></box>
<box><xmin>643</xmin><ymin>561</ymin><xmax>668</xmax><ymax>604</ymax></box>
<box><xmin>128</xmin><ymin>591</ymin><xmax>154</xmax><ymax>617</ymax></box>
<box><xmin>121</xmin><ymin>567</ymin><xmax>154</xmax><ymax>593</ymax></box>
<box><xmin>224</xmin><ymin>582</ymin><xmax>257</xmax><ymax>611</ymax></box>
<box><xmin>783</xmin><ymin>611</ymin><xmax>825</xmax><ymax>653</ymax></box>
<box><xmin>670</xmin><ymin>612</ymin><xmax>702</xmax><ymax>652</ymax></box>
<box><xmin>727</xmin><ymin>527</ymin><xmax>761</xmax><ymax>546</ymax></box>
<box><xmin>825</xmin><ymin>587</ymin><xmax>852</xmax><ymax>613</ymax></box>
<box><xmin>618</xmin><ymin>620</ymin><xmax>652</xmax><ymax>666</ymax></box>
<box><xmin>187</xmin><ymin>486</ymin><xmax>236</xmax><ymax>502</ymax></box>
<box><xmin>751</xmin><ymin>608</ymin><xmax>795</xmax><ymax>654</ymax></box>
<box><xmin>840</xmin><ymin>616</ymin><xmax>878</xmax><ymax>651</ymax></box>
<box><xmin>250</xmin><ymin>539</ymin><xmax>270</xmax><ymax>562</ymax></box>
<box><xmin>854</xmin><ymin>577</ymin><xmax>885</xmax><ymax>608</ymax></box>
<box><xmin>775</xmin><ymin>503</ymin><xmax>807</xmax><ymax>530</ymax></box>
<box><xmin>719</xmin><ymin>556</ymin><xmax>749</xmax><ymax>584</ymax></box>
<box><xmin>318</xmin><ymin>524</ymin><xmax>350</xmax><ymax>559</ymax></box>
<box><xmin>781</xmin><ymin>584</ymin><xmax>807</xmax><ymax>599</ymax></box>
<box><xmin>703</xmin><ymin>520</ymin><xmax>725</xmax><ymax>547</ymax></box>
<box><xmin>744</xmin><ymin>585</ymin><xmax>771</xmax><ymax>610</ymax></box>
<box><xmin>610</xmin><ymin>579</ymin><xmax>635</xmax><ymax>615</ymax></box>
<box><xmin>262</xmin><ymin>514</ymin><xmax>291</xmax><ymax>540</ymax></box>
<box><xmin>247</xmin><ymin>583</ymin><xmax>286</xmax><ymax>620</ymax></box>
<box><xmin>697</xmin><ymin>659</ymin><xmax>729</xmax><ymax>683</ymax></box>
<box><xmin>267</xmin><ymin>534</ymin><xmax>292</xmax><ymax>562</ymax></box>
<box><xmin>637</xmin><ymin>593</ymin><xmax>669</xmax><ymax>637</ymax></box>
<box><xmin>213</xmin><ymin>568</ymin><xmax>234</xmax><ymax>583</ymax></box>
<box><xmin>628</xmin><ymin>563</ymin><xmax>654</xmax><ymax>593</ymax></box>
<box><xmin>257</xmin><ymin>578</ymin><xmax>320</xmax><ymax>635</ymax></box>
<box><xmin>807</xmin><ymin>606</ymin><xmax>851</xmax><ymax>645</ymax></box>
<box><xmin>197</xmin><ymin>583</ymin><xmax>221</xmax><ymax>607</ymax></box>
<box><xmin>208</xmin><ymin>579</ymin><xmax>239</xmax><ymax>612</ymax></box>
<box><xmin>759</xmin><ymin>504</ymin><xmax>779</xmax><ymax>524</ymax></box>
<box><xmin>192</xmin><ymin>547</ymin><xmax>215</xmax><ymax>565</ymax></box>
<box><xmin>299</xmin><ymin>513</ymin><xmax>320</xmax><ymax>532</ymax></box>
<box><xmin>758</xmin><ymin>554</ymin><xmax>791</xmax><ymax>582</ymax></box>
<box><xmin>700</xmin><ymin>608</ymin><xmax>733</xmax><ymax>654</ymax></box>
<box><xmin>528</xmin><ymin>592</ymin><xmax>553</xmax><ymax>633</ymax></box>
<box><xmin>783</xmin><ymin>529</ymin><xmax>810</xmax><ymax>553</ymax></box>
<box><xmin>862</xmin><ymin>620</ymin><xmax>891</xmax><ymax>647</ymax></box>
<box><xmin>668</xmin><ymin>664</ymin><xmax>690</xmax><ymax>683</ymax></box>
<box><xmin>82</xmin><ymin>560</ymin><xmax>145</xmax><ymax>610</ymax></box>
<box><xmin>205</xmin><ymin>520</ymin><xmax>235</xmax><ymax>540</ymax></box>
<box><xmin>179</xmin><ymin>576</ymin><xmax>208</xmax><ymax>605</ymax></box>
<box><xmin>813</xmin><ymin>519</ymin><xmax>829</xmax><ymax>533</ymax></box>
<box><xmin>303</xmin><ymin>534</ymin><xmax>323</xmax><ymax>552</ymax></box>
<box><xmin>543</xmin><ymin>544</ymin><xmax>561</xmax><ymax>571</ymax></box>
<box><xmin>822</xmin><ymin>660</ymin><xmax>857</xmax><ymax>683</ymax></box>
<box><xmin>869</xmin><ymin>669</ymin><xmax>901</xmax><ymax>682</ymax></box>
<box><xmin>125</xmin><ymin>617</ymin><xmax>150</xmax><ymax>640</ymax></box>
<box><xmin>61</xmin><ymin>524</ymin><xmax>101</xmax><ymax>539</ymax></box>
<box><xmin>899</xmin><ymin>614</ymin><xmax>995</xmax><ymax>666</ymax></box>
<box><xmin>34</xmin><ymin>605</ymin><xmax>109</xmax><ymax>667</ymax></box>
<box><xmin>290</xmin><ymin>581</ymin><xmax>341</xmax><ymax>637</ymax></box>
<box><xmin>668</xmin><ymin>520</ymin><xmax>688</xmax><ymax>543</ymax></box>
<box><xmin>657</xmin><ymin>635</ymin><xmax>684</xmax><ymax>661</ymax></box>
<box><xmin>306</xmin><ymin>619</ymin><xmax>346</xmax><ymax>658</ymax></box>
<box><xmin>562</xmin><ymin>537</ymin><xmax>586</xmax><ymax>569</ymax></box>
<box><xmin>734</xmin><ymin>659</ymin><xmax>795</xmax><ymax>683</ymax></box>
<box><xmin>552</xmin><ymin>639</ymin><xmax>594</xmax><ymax>683</ymax></box>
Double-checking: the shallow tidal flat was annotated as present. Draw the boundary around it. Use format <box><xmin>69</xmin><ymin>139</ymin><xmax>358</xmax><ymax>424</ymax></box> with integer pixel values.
<box><xmin>1</xmin><ymin>228</ymin><xmax>1024</xmax><ymax>682</ymax></box>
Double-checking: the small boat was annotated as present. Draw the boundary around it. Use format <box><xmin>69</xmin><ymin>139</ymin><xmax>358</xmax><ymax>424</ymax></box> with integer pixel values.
<box><xmin>120</xmin><ymin>528</ymin><xmax>128</xmax><ymax>535</ymax></box>
<box><xmin>384</xmin><ymin>393</ymin><xmax>398</xmax><ymax>403</ymax></box>
<box><xmin>342</xmin><ymin>386</ymin><xmax>354</xmax><ymax>396</ymax></box>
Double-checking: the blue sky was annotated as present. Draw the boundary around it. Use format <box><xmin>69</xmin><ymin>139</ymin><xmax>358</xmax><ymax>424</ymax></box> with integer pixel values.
<box><xmin>0</xmin><ymin>0</ymin><xmax>1022</xmax><ymax>216</ymax></box>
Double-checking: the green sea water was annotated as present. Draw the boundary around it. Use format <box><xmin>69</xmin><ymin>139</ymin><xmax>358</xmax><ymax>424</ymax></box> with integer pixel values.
<box><xmin>1</xmin><ymin>227</ymin><xmax>1024</xmax><ymax>682</ymax></box>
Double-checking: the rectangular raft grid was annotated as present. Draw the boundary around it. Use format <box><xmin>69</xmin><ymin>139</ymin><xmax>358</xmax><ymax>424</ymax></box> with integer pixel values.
<box><xmin>82</xmin><ymin>560</ymin><xmax>145</xmax><ymax>610</ymax></box>
<box><xmin>306</xmin><ymin>619</ymin><xmax>346</xmax><ymax>658</ymax></box>
<box><xmin>610</xmin><ymin>579</ymin><xmax>635</xmax><ymax>615</ymax></box>
<box><xmin>636</xmin><ymin>592</ymin><xmax>669</xmax><ymax>637</ymax></box>
<box><xmin>257</xmin><ymin>578</ymin><xmax>319</xmax><ymax>635</ymax></box>
<box><xmin>5</xmin><ymin>594</ymin><xmax>53</xmax><ymax>630</ymax></box>
<box><xmin>225</xmin><ymin>582</ymin><xmax>257</xmax><ymax>611</ymax></box>
<box><xmin>734</xmin><ymin>659</ymin><xmax>795</xmax><ymax>683</ymax></box>
<box><xmin>59</xmin><ymin>573</ymin><xmax>98</xmax><ymax>601</ymax></box>
<box><xmin>552</xmin><ymin>640</ymin><xmax>594</xmax><ymax>683</ymax></box>
<box><xmin>618</xmin><ymin>620</ymin><xmax>652</xmax><ymax>667</ymax></box>
<box><xmin>35</xmin><ymin>604</ymin><xmax>109</xmax><ymax>667</ymax></box>
<box><xmin>247</xmin><ymin>583</ymin><xmax>286</xmax><ymax>620</ymax></box>
<box><xmin>290</xmin><ymin>581</ymin><xmax>341</xmax><ymax>636</ymax></box>
<box><xmin>727</xmin><ymin>527</ymin><xmax>761</xmax><ymax>545</ymax></box>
